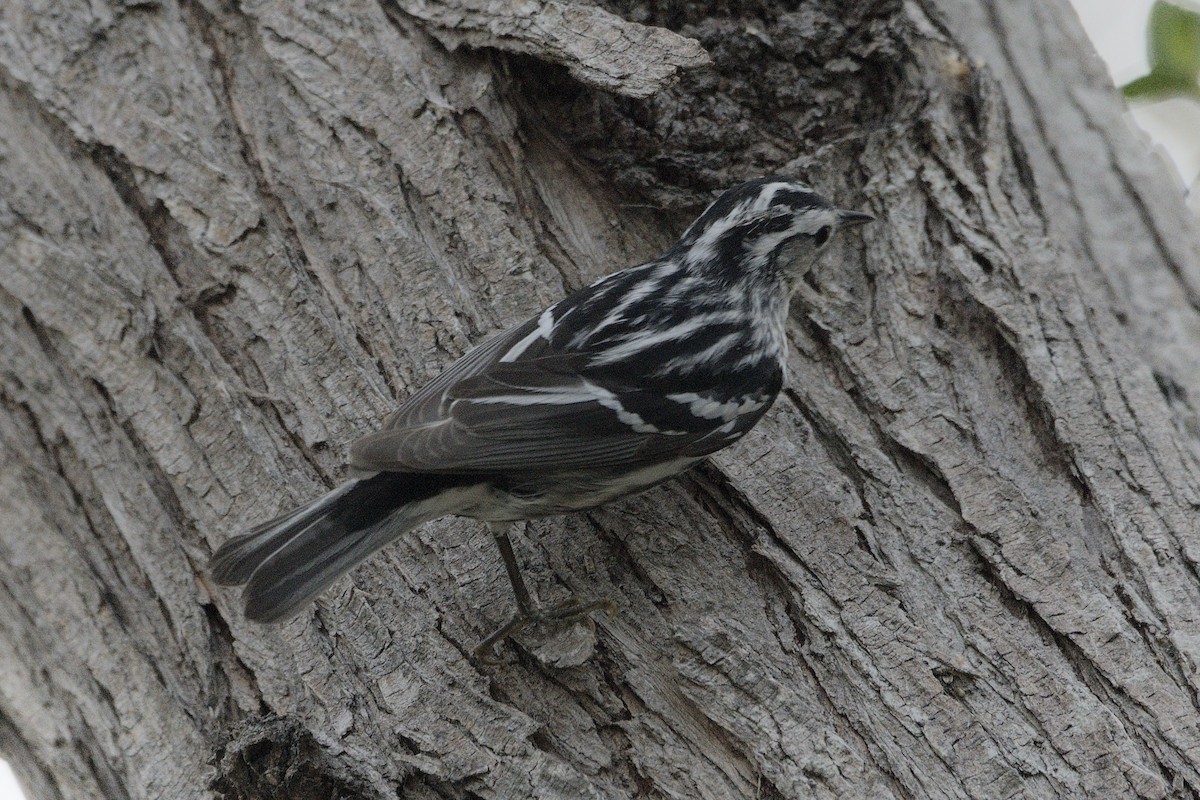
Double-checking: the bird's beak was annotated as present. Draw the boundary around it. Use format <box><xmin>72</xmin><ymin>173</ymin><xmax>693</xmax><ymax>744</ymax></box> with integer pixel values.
<box><xmin>837</xmin><ymin>209</ymin><xmax>875</xmax><ymax>228</ymax></box>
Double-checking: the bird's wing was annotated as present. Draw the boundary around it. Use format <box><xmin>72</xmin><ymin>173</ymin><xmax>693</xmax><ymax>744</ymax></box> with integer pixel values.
<box><xmin>349</xmin><ymin>330</ymin><xmax>774</xmax><ymax>475</ymax></box>
<box><xmin>375</xmin><ymin>316</ymin><xmax>541</xmax><ymax>432</ymax></box>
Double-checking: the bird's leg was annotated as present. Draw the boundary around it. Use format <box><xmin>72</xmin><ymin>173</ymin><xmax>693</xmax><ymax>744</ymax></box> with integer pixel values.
<box><xmin>493</xmin><ymin>522</ymin><xmax>536</xmax><ymax>617</ymax></box>
<box><xmin>474</xmin><ymin>522</ymin><xmax>616</xmax><ymax>663</ymax></box>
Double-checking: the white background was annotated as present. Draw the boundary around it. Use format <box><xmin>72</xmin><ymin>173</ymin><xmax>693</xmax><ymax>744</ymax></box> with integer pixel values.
<box><xmin>1075</xmin><ymin>0</ymin><xmax>1200</xmax><ymax>206</ymax></box>
<box><xmin>0</xmin><ymin>1</ymin><xmax>1192</xmax><ymax>798</ymax></box>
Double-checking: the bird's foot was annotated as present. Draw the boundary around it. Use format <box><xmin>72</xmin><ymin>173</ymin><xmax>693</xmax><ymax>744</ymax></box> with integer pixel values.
<box><xmin>474</xmin><ymin>597</ymin><xmax>617</xmax><ymax>665</ymax></box>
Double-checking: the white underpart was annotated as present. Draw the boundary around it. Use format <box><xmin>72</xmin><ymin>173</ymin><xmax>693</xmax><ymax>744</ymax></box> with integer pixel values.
<box><xmin>744</xmin><ymin>264</ymin><xmax>791</xmax><ymax>364</ymax></box>
<box><xmin>500</xmin><ymin>307</ymin><xmax>555</xmax><ymax>362</ymax></box>
<box><xmin>667</xmin><ymin>391</ymin><xmax>765</xmax><ymax>422</ymax></box>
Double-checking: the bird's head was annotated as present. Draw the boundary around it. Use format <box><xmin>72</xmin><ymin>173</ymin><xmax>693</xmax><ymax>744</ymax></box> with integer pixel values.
<box><xmin>674</xmin><ymin>176</ymin><xmax>873</xmax><ymax>288</ymax></box>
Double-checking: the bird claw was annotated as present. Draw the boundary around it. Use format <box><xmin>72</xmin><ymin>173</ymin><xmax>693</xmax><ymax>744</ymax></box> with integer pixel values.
<box><xmin>473</xmin><ymin>597</ymin><xmax>616</xmax><ymax>665</ymax></box>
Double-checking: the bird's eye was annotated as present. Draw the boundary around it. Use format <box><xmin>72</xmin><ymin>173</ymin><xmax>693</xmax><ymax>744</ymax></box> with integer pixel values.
<box><xmin>814</xmin><ymin>226</ymin><xmax>832</xmax><ymax>246</ymax></box>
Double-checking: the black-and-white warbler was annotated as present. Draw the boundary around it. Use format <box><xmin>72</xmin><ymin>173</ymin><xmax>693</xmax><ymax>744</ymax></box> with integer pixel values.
<box><xmin>210</xmin><ymin>176</ymin><xmax>872</xmax><ymax>659</ymax></box>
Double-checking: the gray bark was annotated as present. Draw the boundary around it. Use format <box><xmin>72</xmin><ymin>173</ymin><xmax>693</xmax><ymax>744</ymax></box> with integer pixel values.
<box><xmin>1</xmin><ymin>0</ymin><xmax>1198</xmax><ymax>798</ymax></box>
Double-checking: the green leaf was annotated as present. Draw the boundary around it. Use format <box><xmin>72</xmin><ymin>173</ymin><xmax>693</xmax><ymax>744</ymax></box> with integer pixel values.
<box><xmin>1148</xmin><ymin>1</ymin><xmax>1200</xmax><ymax>75</ymax></box>
<box><xmin>1121</xmin><ymin>1</ymin><xmax>1200</xmax><ymax>100</ymax></box>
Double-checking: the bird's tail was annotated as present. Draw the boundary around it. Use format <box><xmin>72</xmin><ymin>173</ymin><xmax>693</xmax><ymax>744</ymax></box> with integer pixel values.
<box><xmin>209</xmin><ymin>472</ymin><xmax>469</xmax><ymax>623</ymax></box>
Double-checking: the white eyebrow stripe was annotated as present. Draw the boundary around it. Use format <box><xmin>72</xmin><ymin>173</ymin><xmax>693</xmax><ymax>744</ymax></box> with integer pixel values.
<box><xmin>752</xmin><ymin>182</ymin><xmax>791</xmax><ymax>211</ymax></box>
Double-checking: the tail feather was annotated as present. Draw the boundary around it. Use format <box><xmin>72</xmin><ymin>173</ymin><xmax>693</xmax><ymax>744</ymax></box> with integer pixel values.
<box><xmin>209</xmin><ymin>480</ymin><xmax>361</xmax><ymax>586</ymax></box>
<box><xmin>209</xmin><ymin>472</ymin><xmax>471</xmax><ymax>622</ymax></box>
<box><xmin>241</xmin><ymin>513</ymin><xmax>412</xmax><ymax>622</ymax></box>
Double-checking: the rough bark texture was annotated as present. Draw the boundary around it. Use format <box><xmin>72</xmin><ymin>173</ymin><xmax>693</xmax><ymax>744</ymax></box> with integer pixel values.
<box><xmin>1</xmin><ymin>0</ymin><xmax>1199</xmax><ymax>798</ymax></box>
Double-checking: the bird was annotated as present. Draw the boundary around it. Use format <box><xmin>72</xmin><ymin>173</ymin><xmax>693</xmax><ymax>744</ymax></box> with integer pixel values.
<box><xmin>209</xmin><ymin>176</ymin><xmax>873</xmax><ymax>660</ymax></box>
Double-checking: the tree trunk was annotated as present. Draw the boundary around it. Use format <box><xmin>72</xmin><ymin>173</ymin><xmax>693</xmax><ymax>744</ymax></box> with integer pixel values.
<box><xmin>2</xmin><ymin>0</ymin><xmax>1199</xmax><ymax>797</ymax></box>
